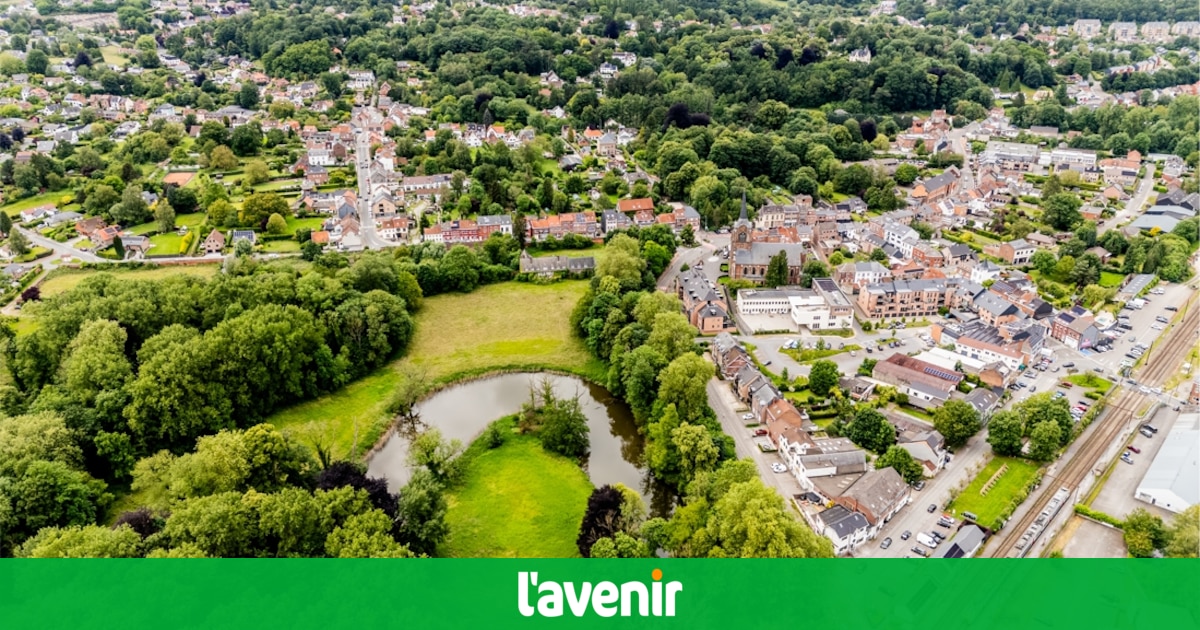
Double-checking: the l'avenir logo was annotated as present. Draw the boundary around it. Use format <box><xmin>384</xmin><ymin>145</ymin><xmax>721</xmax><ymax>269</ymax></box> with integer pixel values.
<box><xmin>517</xmin><ymin>569</ymin><xmax>683</xmax><ymax>618</ymax></box>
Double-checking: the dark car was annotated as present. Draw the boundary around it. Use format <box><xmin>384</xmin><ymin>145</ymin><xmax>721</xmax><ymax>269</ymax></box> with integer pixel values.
<box><xmin>930</xmin><ymin>530</ymin><xmax>945</xmax><ymax>541</ymax></box>
<box><xmin>911</xmin><ymin>546</ymin><xmax>928</xmax><ymax>557</ymax></box>
<box><xmin>927</xmin><ymin>503</ymin><xmax>937</xmax><ymax>513</ymax></box>
<box><xmin>1142</xmin><ymin>424</ymin><xmax>1158</xmax><ymax>433</ymax></box>
<box><xmin>913</xmin><ymin>480</ymin><xmax>925</xmax><ymax>491</ymax></box>
<box><xmin>1127</xmin><ymin>445</ymin><xmax>1141</xmax><ymax>454</ymax></box>
<box><xmin>880</xmin><ymin>537</ymin><xmax>893</xmax><ymax>549</ymax></box>
<box><xmin>900</xmin><ymin>530</ymin><xmax>911</xmax><ymax>540</ymax></box>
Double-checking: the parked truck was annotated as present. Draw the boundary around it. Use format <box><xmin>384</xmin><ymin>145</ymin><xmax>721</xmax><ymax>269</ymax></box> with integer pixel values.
<box><xmin>917</xmin><ymin>533</ymin><xmax>939</xmax><ymax>549</ymax></box>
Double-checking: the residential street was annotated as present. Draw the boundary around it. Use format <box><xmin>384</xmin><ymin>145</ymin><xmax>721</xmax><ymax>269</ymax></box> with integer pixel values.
<box><xmin>706</xmin><ymin>378</ymin><xmax>804</xmax><ymax>501</ymax></box>
<box><xmin>1099</xmin><ymin>170</ymin><xmax>1157</xmax><ymax>236</ymax></box>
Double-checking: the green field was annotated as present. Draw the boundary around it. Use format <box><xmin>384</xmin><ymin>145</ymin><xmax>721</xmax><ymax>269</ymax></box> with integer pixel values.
<box><xmin>441</xmin><ymin>426</ymin><xmax>592</xmax><ymax>558</ymax></box>
<box><xmin>37</xmin><ymin>265</ymin><xmax>221</xmax><ymax>298</ymax></box>
<box><xmin>99</xmin><ymin>45</ymin><xmax>129</xmax><ymax>65</ymax></box>
<box><xmin>531</xmin><ymin>247</ymin><xmax>607</xmax><ymax>265</ymax></box>
<box><xmin>149</xmin><ymin>232</ymin><xmax>186</xmax><ymax>254</ymax></box>
<box><xmin>261</xmin><ymin>239</ymin><xmax>301</xmax><ymax>252</ymax></box>
<box><xmin>1066</xmin><ymin>373</ymin><xmax>1113</xmax><ymax>393</ymax></box>
<box><xmin>269</xmin><ymin>280</ymin><xmax>603</xmax><ymax>460</ymax></box>
<box><xmin>947</xmin><ymin>456</ymin><xmax>1041</xmax><ymax>528</ymax></box>
<box><xmin>128</xmin><ymin>213</ymin><xmax>207</xmax><ymax>236</ymax></box>
<box><xmin>783</xmin><ymin>344</ymin><xmax>861</xmax><ymax>363</ymax></box>
<box><xmin>1099</xmin><ymin>272</ymin><xmax>1124</xmax><ymax>288</ymax></box>
<box><xmin>285</xmin><ymin>216</ymin><xmax>327</xmax><ymax>233</ymax></box>
<box><xmin>2</xmin><ymin>191</ymin><xmax>70</xmax><ymax>217</ymax></box>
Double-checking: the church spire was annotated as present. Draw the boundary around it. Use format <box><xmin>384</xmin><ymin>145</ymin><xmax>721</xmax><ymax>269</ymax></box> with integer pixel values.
<box><xmin>739</xmin><ymin>190</ymin><xmax>747</xmax><ymax>222</ymax></box>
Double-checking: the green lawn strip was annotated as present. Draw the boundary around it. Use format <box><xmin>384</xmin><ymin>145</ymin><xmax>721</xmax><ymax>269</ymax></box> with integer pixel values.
<box><xmin>261</xmin><ymin>240</ymin><xmax>301</xmax><ymax>253</ymax></box>
<box><xmin>1066</xmin><ymin>373</ymin><xmax>1112</xmax><ymax>393</ymax></box>
<box><xmin>947</xmin><ymin>456</ymin><xmax>1041</xmax><ymax>527</ymax></box>
<box><xmin>441</xmin><ymin>420</ymin><xmax>592</xmax><ymax>558</ymax></box>
<box><xmin>782</xmin><ymin>344</ymin><xmax>860</xmax><ymax>363</ymax></box>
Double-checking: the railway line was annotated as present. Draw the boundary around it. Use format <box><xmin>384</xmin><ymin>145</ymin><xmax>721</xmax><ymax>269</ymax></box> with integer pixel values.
<box><xmin>985</xmin><ymin>304</ymin><xmax>1199</xmax><ymax>558</ymax></box>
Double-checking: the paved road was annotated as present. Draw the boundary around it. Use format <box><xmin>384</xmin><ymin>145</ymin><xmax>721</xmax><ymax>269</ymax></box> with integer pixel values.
<box><xmin>19</xmin><ymin>227</ymin><xmax>103</xmax><ymax>263</ymax></box>
<box><xmin>706</xmin><ymin>378</ymin><xmax>804</xmax><ymax>501</ymax></box>
<box><xmin>1100</xmin><ymin>170</ymin><xmax>1156</xmax><ymax>236</ymax></box>
<box><xmin>851</xmin><ymin>429</ymin><xmax>992</xmax><ymax>557</ymax></box>
<box><xmin>353</xmin><ymin>126</ymin><xmax>388</xmax><ymax>250</ymax></box>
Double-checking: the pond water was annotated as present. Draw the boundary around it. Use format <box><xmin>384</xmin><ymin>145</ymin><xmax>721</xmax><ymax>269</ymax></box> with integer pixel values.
<box><xmin>365</xmin><ymin>372</ymin><xmax>676</xmax><ymax>516</ymax></box>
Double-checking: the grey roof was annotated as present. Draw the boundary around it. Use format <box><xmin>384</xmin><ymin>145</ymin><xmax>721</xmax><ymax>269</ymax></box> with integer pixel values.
<box><xmin>477</xmin><ymin>214</ymin><xmax>512</xmax><ymax>227</ymax></box>
<box><xmin>853</xmin><ymin>261</ymin><xmax>889</xmax><ymax>274</ymax></box>
<box><xmin>1129</xmin><ymin>214</ymin><xmax>1181</xmax><ymax>233</ymax></box>
<box><xmin>799</xmin><ymin>450</ymin><xmax>868</xmax><ymax>473</ymax></box>
<box><xmin>907</xmin><ymin>379</ymin><xmax>953</xmax><ymax>400</ymax></box>
<box><xmin>1137</xmin><ymin>412</ymin><xmax>1199</xmax><ymax>509</ymax></box>
<box><xmin>819</xmin><ymin>505</ymin><xmax>870</xmax><ymax>540</ymax></box>
<box><xmin>975</xmin><ymin>291</ymin><xmax>1020</xmax><ymax>318</ymax></box>
<box><xmin>520</xmin><ymin>254</ymin><xmax>595</xmax><ymax>273</ymax></box>
<box><xmin>932</xmin><ymin>524</ymin><xmax>987</xmax><ymax>558</ymax></box>
<box><xmin>922</xmin><ymin>171</ymin><xmax>958</xmax><ymax>192</ymax></box>
<box><xmin>1006</xmin><ymin>238</ymin><xmax>1032</xmax><ymax>250</ymax></box>
<box><xmin>842</xmin><ymin>467</ymin><xmax>909</xmax><ymax>520</ymax></box>
<box><xmin>680</xmin><ymin>268</ymin><xmax>722</xmax><ymax>302</ymax></box>
<box><xmin>964</xmin><ymin>388</ymin><xmax>1000</xmax><ymax>415</ymax></box>
<box><xmin>734</xmin><ymin>242</ymin><xmax>807</xmax><ymax>266</ymax></box>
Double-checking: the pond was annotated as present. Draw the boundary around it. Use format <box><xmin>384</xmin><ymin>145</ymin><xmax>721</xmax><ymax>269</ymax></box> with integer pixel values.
<box><xmin>365</xmin><ymin>372</ymin><xmax>676</xmax><ymax>516</ymax></box>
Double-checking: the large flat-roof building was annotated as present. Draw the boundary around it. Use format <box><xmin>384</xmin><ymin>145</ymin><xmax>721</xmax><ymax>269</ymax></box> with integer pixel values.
<box><xmin>1135</xmin><ymin>411</ymin><xmax>1199</xmax><ymax>514</ymax></box>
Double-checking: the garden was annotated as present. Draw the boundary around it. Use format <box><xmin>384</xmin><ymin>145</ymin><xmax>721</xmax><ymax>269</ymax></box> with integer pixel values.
<box><xmin>947</xmin><ymin>456</ymin><xmax>1042</xmax><ymax>530</ymax></box>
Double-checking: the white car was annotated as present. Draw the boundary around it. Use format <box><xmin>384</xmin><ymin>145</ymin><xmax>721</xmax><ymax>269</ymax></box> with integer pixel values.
<box><xmin>771</xmin><ymin>463</ymin><xmax>787</xmax><ymax>473</ymax></box>
<box><xmin>742</xmin><ymin>413</ymin><xmax>755</xmax><ymax>420</ymax></box>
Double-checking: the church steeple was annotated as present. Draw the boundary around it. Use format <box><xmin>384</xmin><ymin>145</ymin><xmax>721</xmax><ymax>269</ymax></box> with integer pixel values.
<box><xmin>734</xmin><ymin>190</ymin><xmax>750</xmax><ymax>230</ymax></box>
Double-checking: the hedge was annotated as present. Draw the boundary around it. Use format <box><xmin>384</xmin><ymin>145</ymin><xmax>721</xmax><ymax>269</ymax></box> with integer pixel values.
<box><xmin>1074</xmin><ymin>504</ymin><xmax>1123</xmax><ymax>529</ymax></box>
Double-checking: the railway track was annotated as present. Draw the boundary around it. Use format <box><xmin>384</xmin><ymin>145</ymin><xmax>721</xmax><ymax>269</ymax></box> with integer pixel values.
<box><xmin>985</xmin><ymin>304</ymin><xmax>1199</xmax><ymax>558</ymax></box>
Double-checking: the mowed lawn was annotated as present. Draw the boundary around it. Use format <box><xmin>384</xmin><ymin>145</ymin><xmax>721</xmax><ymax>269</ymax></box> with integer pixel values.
<box><xmin>531</xmin><ymin>247</ymin><xmax>608</xmax><ymax>265</ymax></box>
<box><xmin>269</xmin><ymin>280</ymin><xmax>603</xmax><ymax>460</ymax></box>
<box><xmin>405</xmin><ymin>281</ymin><xmax>600</xmax><ymax>381</ymax></box>
<box><xmin>1099</xmin><ymin>271</ymin><xmax>1124</xmax><ymax>288</ymax></box>
<box><xmin>37</xmin><ymin>264</ymin><xmax>221</xmax><ymax>298</ymax></box>
<box><xmin>947</xmin><ymin>456</ymin><xmax>1041</xmax><ymax>528</ymax></box>
<box><xmin>441</xmin><ymin>433</ymin><xmax>592</xmax><ymax>558</ymax></box>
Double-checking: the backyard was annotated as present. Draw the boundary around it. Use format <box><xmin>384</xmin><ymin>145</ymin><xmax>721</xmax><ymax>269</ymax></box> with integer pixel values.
<box><xmin>947</xmin><ymin>456</ymin><xmax>1042</xmax><ymax>529</ymax></box>
<box><xmin>269</xmin><ymin>280</ymin><xmax>603</xmax><ymax>460</ymax></box>
<box><xmin>440</xmin><ymin>423</ymin><xmax>592</xmax><ymax>558</ymax></box>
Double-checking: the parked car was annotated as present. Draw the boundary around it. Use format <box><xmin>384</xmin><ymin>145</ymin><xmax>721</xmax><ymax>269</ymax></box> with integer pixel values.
<box><xmin>1127</xmin><ymin>445</ymin><xmax>1141</xmax><ymax>454</ymax></box>
<box><xmin>930</xmin><ymin>530</ymin><xmax>946</xmax><ymax>541</ymax></box>
<box><xmin>1142</xmin><ymin>424</ymin><xmax>1158</xmax><ymax>433</ymax></box>
<box><xmin>742</xmin><ymin>413</ymin><xmax>755</xmax><ymax>420</ymax></box>
<box><xmin>1166</xmin><ymin>306</ymin><xmax>1178</xmax><ymax>312</ymax></box>
<box><xmin>911</xmin><ymin>546</ymin><xmax>928</xmax><ymax>557</ymax></box>
<box><xmin>1060</xmin><ymin>382</ymin><xmax>1073</xmax><ymax>388</ymax></box>
<box><xmin>770</xmin><ymin>463</ymin><xmax>787</xmax><ymax>473</ymax></box>
<box><xmin>1063</xmin><ymin>362</ymin><xmax>1075</xmax><ymax>368</ymax></box>
<box><xmin>900</xmin><ymin>530</ymin><xmax>911</xmax><ymax>540</ymax></box>
<box><xmin>927</xmin><ymin>503</ymin><xmax>937</xmax><ymax>513</ymax></box>
<box><xmin>912</xmin><ymin>480</ymin><xmax>925</xmax><ymax>491</ymax></box>
<box><xmin>754</xmin><ymin>429</ymin><xmax>768</xmax><ymax>436</ymax></box>
<box><xmin>1120</xmin><ymin>454</ymin><xmax>1134</xmax><ymax>465</ymax></box>
<box><xmin>880</xmin><ymin>537</ymin><xmax>893</xmax><ymax>549</ymax></box>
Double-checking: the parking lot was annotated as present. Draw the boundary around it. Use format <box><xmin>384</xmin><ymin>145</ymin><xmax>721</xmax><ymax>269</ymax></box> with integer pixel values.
<box><xmin>1090</xmin><ymin>405</ymin><xmax>1180</xmax><ymax>523</ymax></box>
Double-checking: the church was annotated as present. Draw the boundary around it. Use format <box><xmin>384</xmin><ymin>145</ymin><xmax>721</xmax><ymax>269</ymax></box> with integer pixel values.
<box><xmin>730</xmin><ymin>196</ymin><xmax>809</xmax><ymax>285</ymax></box>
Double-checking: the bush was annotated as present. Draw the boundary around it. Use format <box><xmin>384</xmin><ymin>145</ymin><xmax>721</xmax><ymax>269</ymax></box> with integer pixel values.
<box><xmin>481</xmin><ymin>421</ymin><xmax>507</xmax><ymax>450</ymax></box>
<box><xmin>1074</xmin><ymin>504</ymin><xmax>1123</xmax><ymax>529</ymax></box>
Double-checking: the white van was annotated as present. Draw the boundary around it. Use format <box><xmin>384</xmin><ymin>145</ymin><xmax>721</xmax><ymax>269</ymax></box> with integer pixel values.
<box><xmin>916</xmin><ymin>533</ymin><xmax>939</xmax><ymax>549</ymax></box>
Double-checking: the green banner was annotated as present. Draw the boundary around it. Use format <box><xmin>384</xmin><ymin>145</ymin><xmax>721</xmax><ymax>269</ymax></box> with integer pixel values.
<box><xmin>2</xmin><ymin>560</ymin><xmax>1197</xmax><ymax>629</ymax></box>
